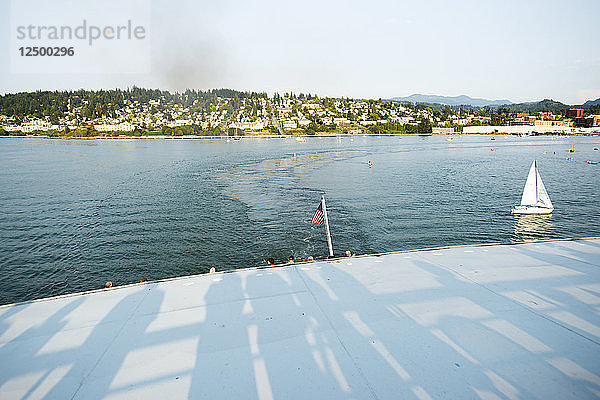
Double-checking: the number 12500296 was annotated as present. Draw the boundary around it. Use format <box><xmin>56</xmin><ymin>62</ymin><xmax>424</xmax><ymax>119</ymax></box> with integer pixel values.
<box><xmin>18</xmin><ymin>47</ymin><xmax>74</xmax><ymax>56</ymax></box>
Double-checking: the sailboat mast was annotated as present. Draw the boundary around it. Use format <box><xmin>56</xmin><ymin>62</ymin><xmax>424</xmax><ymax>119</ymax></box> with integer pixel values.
<box><xmin>534</xmin><ymin>160</ymin><xmax>538</xmax><ymax>203</ymax></box>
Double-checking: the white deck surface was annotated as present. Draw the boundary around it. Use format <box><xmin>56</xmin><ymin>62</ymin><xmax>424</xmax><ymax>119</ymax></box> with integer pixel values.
<box><xmin>2</xmin><ymin>239</ymin><xmax>600</xmax><ymax>399</ymax></box>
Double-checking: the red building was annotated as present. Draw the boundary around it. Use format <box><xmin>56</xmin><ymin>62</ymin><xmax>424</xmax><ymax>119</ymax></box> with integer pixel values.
<box><xmin>566</xmin><ymin>108</ymin><xmax>584</xmax><ymax>118</ymax></box>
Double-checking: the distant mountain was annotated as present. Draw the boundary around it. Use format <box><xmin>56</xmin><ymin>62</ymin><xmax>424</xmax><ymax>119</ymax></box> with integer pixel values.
<box><xmin>583</xmin><ymin>97</ymin><xmax>600</xmax><ymax>106</ymax></box>
<box><xmin>392</xmin><ymin>94</ymin><xmax>513</xmax><ymax>107</ymax></box>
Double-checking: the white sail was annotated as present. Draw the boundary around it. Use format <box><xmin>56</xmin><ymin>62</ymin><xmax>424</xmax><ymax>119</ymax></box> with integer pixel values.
<box><xmin>513</xmin><ymin>160</ymin><xmax>553</xmax><ymax>215</ymax></box>
<box><xmin>536</xmin><ymin>169</ymin><xmax>553</xmax><ymax>209</ymax></box>
<box><xmin>520</xmin><ymin>161</ymin><xmax>538</xmax><ymax>206</ymax></box>
<box><xmin>518</xmin><ymin>160</ymin><xmax>553</xmax><ymax>209</ymax></box>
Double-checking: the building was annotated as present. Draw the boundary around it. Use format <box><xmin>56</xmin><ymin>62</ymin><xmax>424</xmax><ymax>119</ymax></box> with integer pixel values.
<box><xmin>566</xmin><ymin>109</ymin><xmax>584</xmax><ymax>118</ymax></box>
<box><xmin>282</xmin><ymin>120</ymin><xmax>297</xmax><ymax>129</ymax></box>
<box><xmin>432</xmin><ymin>127</ymin><xmax>455</xmax><ymax>134</ymax></box>
<box><xmin>94</xmin><ymin>122</ymin><xmax>135</xmax><ymax>132</ymax></box>
<box><xmin>574</xmin><ymin>115</ymin><xmax>600</xmax><ymax>128</ymax></box>
<box><xmin>228</xmin><ymin>121</ymin><xmax>265</xmax><ymax>131</ymax></box>
<box><xmin>333</xmin><ymin>117</ymin><xmax>350</xmax><ymax>126</ymax></box>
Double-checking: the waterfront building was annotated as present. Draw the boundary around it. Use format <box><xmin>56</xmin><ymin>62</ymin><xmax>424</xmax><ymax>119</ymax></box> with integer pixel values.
<box><xmin>566</xmin><ymin>108</ymin><xmax>584</xmax><ymax>118</ymax></box>
<box><xmin>432</xmin><ymin>127</ymin><xmax>455</xmax><ymax>134</ymax></box>
<box><xmin>94</xmin><ymin>122</ymin><xmax>136</xmax><ymax>132</ymax></box>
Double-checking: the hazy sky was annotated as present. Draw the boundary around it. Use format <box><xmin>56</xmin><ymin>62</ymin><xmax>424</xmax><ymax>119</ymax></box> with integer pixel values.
<box><xmin>1</xmin><ymin>0</ymin><xmax>599</xmax><ymax>104</ymax></box>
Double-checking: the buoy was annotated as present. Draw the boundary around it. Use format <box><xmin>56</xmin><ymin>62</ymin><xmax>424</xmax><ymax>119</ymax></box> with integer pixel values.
<box><xmin>209</xmin><ymin>267</ymin><xmax>216</xmax><ymax>274</ymax></box>
<box><xmin>345</xmin><ymin>250</ymin><xmax>352</xmax><ymax>257</ymax></box>
<box><xmin>105</xmin><ymin>281</ymin><xmax>112</xmax><ymax>288</ymax></box>
<box><xmin>140</xmin><ymin>277</ymin><xmax>148</xmax><ymax>283</ymax></box>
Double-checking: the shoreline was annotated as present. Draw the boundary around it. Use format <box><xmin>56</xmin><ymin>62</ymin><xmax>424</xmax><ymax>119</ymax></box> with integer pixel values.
<box><xmin>1</xmin><ymin>131</ymin><xmax>599</xmax><ymax>140</ymax></box>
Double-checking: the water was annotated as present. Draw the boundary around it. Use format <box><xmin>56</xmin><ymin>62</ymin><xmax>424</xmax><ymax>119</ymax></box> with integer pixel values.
<box><xmin>1</xmin><ymin>135</ymin><xmax>599</xmax><ymax>305</ymax></box>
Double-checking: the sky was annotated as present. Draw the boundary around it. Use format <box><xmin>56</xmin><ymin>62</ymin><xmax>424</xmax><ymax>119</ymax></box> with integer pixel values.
<box><xmin>1</xmin><ymin>0</ymin><xmax>599</xmax><ymax>104</ymax></box>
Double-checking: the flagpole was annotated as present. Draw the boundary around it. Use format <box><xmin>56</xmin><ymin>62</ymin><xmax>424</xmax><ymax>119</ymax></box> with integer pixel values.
<box><xmin>321</xmin><ymin>195</ymin><xmax>334</xmax><ymax>257</ymax></box>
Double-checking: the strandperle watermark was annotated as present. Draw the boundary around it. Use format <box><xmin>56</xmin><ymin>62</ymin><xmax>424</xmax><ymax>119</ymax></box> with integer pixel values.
<box><xmin>10</xmin><ymin>0</ymin><xmax>151</xmax><ymax>74</ymax></box>
<box><xmin>15</xmin><ymin>20</ymin><xmax>146</xmax><ymax>46</ymax></box>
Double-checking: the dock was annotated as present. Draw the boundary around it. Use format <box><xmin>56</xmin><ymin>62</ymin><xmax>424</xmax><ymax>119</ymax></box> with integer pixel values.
<box><xmin>2</xmin><ymin>238</ymin><xmax>600</xmax><ymax>399</ymax></box>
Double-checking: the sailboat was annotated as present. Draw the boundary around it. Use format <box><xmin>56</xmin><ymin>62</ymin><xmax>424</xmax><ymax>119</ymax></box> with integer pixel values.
<box><xmin>511</xmin><ymin>160</ymin><xmax>554</xmax><ymax>215</ymax></box>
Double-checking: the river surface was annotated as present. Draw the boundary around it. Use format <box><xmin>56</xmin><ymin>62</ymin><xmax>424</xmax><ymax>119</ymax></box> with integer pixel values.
<box><xmin>1</xmin><ymin>135</ymin><xmax>599</xmax><ymax>304</ymax></box>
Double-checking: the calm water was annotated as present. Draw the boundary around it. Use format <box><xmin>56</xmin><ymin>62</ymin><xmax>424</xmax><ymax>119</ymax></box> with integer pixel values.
<box><xmin>1</xmin><ymin>135</ymin><xmax>599</xmax><ymax>304</ymax></box>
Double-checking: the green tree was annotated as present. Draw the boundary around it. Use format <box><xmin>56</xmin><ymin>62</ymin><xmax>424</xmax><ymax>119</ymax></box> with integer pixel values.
<box><xmin>417</xmin><ymin>118</ymin><xmax>432</xmax><ymax>133</ymax></box>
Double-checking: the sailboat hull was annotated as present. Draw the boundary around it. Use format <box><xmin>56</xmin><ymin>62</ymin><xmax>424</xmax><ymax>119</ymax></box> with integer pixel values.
<box><xmin>511</xmin><ymin>205</ymin><xmax>553</xmax><ymax>215</ymax></box>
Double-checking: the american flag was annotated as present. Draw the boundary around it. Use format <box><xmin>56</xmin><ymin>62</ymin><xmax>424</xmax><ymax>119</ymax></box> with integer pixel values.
<box><xmin>312</xmin><ymin>202</ymin><xmax>324</xmax><ymax>224</ymax></box>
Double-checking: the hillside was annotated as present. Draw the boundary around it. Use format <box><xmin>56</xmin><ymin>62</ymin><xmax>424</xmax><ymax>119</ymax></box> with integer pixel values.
<box><xmin>583</xmin><ymin>98</ymin><xmax>600</xmax><ymax>106</ymax></box>
<box><xmin>500</xmin><ymin>99</ymin><xmax>570</xmax><ymax>114</ymax></box>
